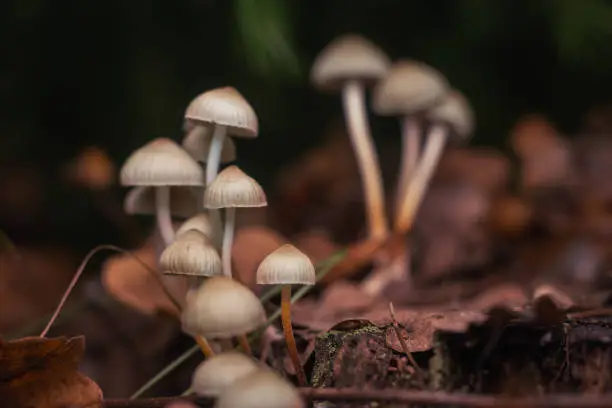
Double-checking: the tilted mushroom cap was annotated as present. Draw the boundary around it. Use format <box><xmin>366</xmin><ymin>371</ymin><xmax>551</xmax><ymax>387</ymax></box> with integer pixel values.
<box><xmin>256</xmin><ymin>244</ymin><xmax>316</xmax><ymax>285</ymax></box>
<box><xmin>373</xmin><ymin>60</ymin><xmax>449</xmax><ymax>115</ymax></box>
<box><xmin>311</xmin><ymin>34</ymin><xmax>390</xmax><ymax>91</ymax></box>
<box><xmin>124</xmin><ymin>186</ymin><xmax>199</xmax><ymax>219</ymax></box>
<box><xmin>215</xmin><ymin>369</ymin><xmax>304</xmax><ymax>408</ymax></box>
<box><xmin>181</xmin><ymin>276</ymin><xmax>266</xmax><ymax>338</ymax></box>
<box><xmin>427</xmin><ymin>90</ymin><xmax>475</xmax><ymax>141</ymax></box>
<box><xmin>191</xmin><ymin>351</ymin><xmax>260</xmax><ymax>397</ymax></box>
<box><xmin>203</xmin><ymin>165</ymin><xmax>267</xmax><ymax>209</ymax></box>
<box><xmin>120</xmin><ymin>138</ymin><xmax>204</xmax><ymax>186</ymax></box>
<box><xmin>181</xmin><ymin>125</ymin><xmax>237</xmax><ymax>163</ymax></box>
<box><xmin>159</xmin><ymin>230</ymin><xmax>222</xmax><ymax>277</ymax></box>
<box><xmin>176</xmin><ymin>213</ymin><xmax>215</xmax><ymax>239</ymax></box>
<box><xmin>184</xmin><ymin>87</ymin><xmax>258</xmax><ymax>138</ymax></box>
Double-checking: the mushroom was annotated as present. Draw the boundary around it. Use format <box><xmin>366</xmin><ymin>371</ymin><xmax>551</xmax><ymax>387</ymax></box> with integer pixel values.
<box><xmin>214</xmin><ymin>369</ymin><xmax>304</xmax><ymax>408</ymax></box>
<box><xmin>311</xmin><ymin>34</ymin><xmax>391</xmax><ymax>241</ymax></box>
<box><xmin>372</xmin><ymin>60</ymin><xmax>449</xmax><ymax>215</ymax></box>
<box><xmin>159</xmin><ymin>230</ymin><xmax>222</xmax><ymax>278</ymax></box>
<box><xmin>395</xmin><ymin>90</ymin><xmax>475</xmax><ymax>233</ymax></box>
<box><xmin>191</xmin><ymin>351</ymin><xmax>259</xmax><ymax>397</ymax></box>
<box><xmin>124</xmin><ymin>186</ymin><xmax>199</xmax><ymax>219</ymax></box>
<box><xmin>182</xmin><ymin>276</ymin><xmax>266</xmax><ymax>355</ymax></box>
<box><xmin>120</xmin><ymin>138</ymin><xmax>204</xmax><ymax>246</ymax></box>
<box><xmin>256</xmin><ymin>244</ymin><xmax>315</xmax><ymax>386</ymax></box>
<box><xmin>204</xmin><ymin>165</ymin><xmax>267</xmax><ymax>278</ymax></box>
<box><xmin>182</xmin><ymin>122</ymin><xmax>238</xmax><ymax>165</ymax></box>
<box><xmin>176</xmin><ymin>213</ymin><xmax>215</xmax><ymax>239</ymax></box>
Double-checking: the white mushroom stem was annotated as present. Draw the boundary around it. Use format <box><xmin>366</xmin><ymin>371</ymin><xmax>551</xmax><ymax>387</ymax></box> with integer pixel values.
<box><xmin>395</xmin><ymin>124</ymin><xmax>447</xmax><ymax>233</ymax></box>
<box><xmin>395</xmin><ymin>117</ymin><xmax>421</xmax><ymax>219</ymax></box>
<box><xmin>205</xmin><ymin>125</ymin><xmax>227</xmax><ymax>249</ymax></box>
<box><xmin>222</xmin><ymin>207</ymin><xmax>236</xmax><ymax>277</ymax></box>
<box><xmin>155</xmin><ymin>186</ymin><xmax>175</xmax><ymax>246</ymax></box>
<box><xmin>341</xmin><ymin>80</ymin><xmax>388</xmax><ymax>241</ymax></box>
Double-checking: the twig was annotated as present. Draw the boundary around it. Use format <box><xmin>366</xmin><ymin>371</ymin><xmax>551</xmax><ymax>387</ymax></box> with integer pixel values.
<box><xmin>388</xmin><ymin>302</ymin><xmax>424</xmax><ymax>383</ymax></box>
<box><xmin>105</xmin><ymin>388</ymin><xmax>612</xmax><ymax>407</ymax></box>
<box><xmin>40</xmin><ymin>244</ymin><xmax>182</xmax><ymax>337</ymax></box>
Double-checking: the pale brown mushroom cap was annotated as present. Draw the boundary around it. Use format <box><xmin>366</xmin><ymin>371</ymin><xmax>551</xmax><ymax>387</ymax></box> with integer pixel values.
<box><xmin>182</xmin><ymin>125</ymin><xmax>237</xmax><ymax>163</ymax></box>
<box><xmin>427</xmin><ymin>89</ymin><xmax>475</xmax><ymax>141</ymax></box>
<box><xmin>181</xmin><ymin>276</ymin><xmax>266</xmax><ymax>338</ymax></box>
<box><xmin>311</xmin><ymin>34</ymin><xmax>390</xmax><ymax>91</ymax></box>
<box><xmin>256</xmin><ymin>244</ymin><xmax>316</xmax><ymax>285</ymax></box>
<box><xmin>124</xmin><ymin>186</ymin><xmax>200</xmax><ymax>219</ymax></box>
<box><xmin>176</xmin><ymin>213</ymin><xmax>215</xmax><ymax>239</ymax></box>
<box><xmin>191</xmin><ymin>351</ymin><xmax>260</xmax><ymax>397</ymax></box>
<box><xmin>120</xmin><ymin>138</ymin><xmax>204</xmax><ymax>186</ymax></box>
<box><xmin>159</xmin><ymin>230</ymin><xmax>222</xmax><ymax>277</ymax></box>
<box><xmin>203</xmin><ymin>165</ymin><xmax>267</xmax><ymax>209</ymax></box>
<box><xmin>214</xmin><ymin>369</ymin><xmax>304</xmax><ymax>408</ymax></box>
<box><xmin>184</xmin><ymin>87</ymin><xmax>258</xmax><ymax>138</ymax></box>
<box><xmin>372</xmin><ymin>60</ymin><xmax>450</xmax><ymax>115</ymax></box>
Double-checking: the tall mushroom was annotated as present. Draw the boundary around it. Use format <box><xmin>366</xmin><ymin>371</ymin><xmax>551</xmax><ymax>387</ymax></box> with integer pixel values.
<box><xmin>182</xmin><ymin>121</ymin><xmax>238</xmax><ymax>166</ymax></box>
<box><xmin>124</xmin><ymin>185</ymin><xmax>198</xmax><ymax>220</ymax></box>
<box><xmin>311</xmin><ymin>34</ymin><xmax>391</xmax><ymax>241</ymax></box>
<box><xmin>204</xmin><ymin>165</ymin><xmax>267</xmax><ymax>278</ymax></box>
<box><xmin>120</xmin><ymin>138</ymin><xmax>204</xmax><ymax>246</ymax></box>
<box><xmin>256</xmin><ymin>244</ymin><xmax>315</xmax><ymax>386</ymax></box>
<box><xmin>372</xmin><ymin>60</ymin><xmax>449</xmax><ymax>216</ymax></box>
<box><xmin>395</xmin><ymin>90</ymin><xmax>475</xmax><ymax>233</ymax></box>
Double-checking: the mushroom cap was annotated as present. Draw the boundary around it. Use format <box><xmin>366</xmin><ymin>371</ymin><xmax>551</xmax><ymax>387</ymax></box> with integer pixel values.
<box><xmin>159</xmin><ymin>230</ymin><xmax>222</xmax><ymax>277</ymax></box>
<box><xmin>181</xmin><ymin>276</ymin><xmax>266</xmax><ymax>338</ymax></box>
<box><xmin>204</xmin><ymin>165</ymin><xmax>267</xmax><ymax>209</ymax></box>
<box><xmin>120</xmin><ymin>138</ymin><xmax>204</xmax><ymax>186</ymax></box>
<box><xmin>372</xmin><ymin>60</ymin><xmax>450</xmax><ymax>116</ymax></box>
<box><xmin>182</xmin><ymin>125</ymin><xmax>237</xmax><ymax>164</ymax></box>
<box><xmin>191</xmin><ymin>351</ymin><xmax>260</xmax><ymax>397</ymax></box>
<box><xmin>311</xmin><ymin>34</ymin><xmax>390</xmax><ymax>91</ymax></box>
<box><xmin>184</xmin><ymin>87</ymin><xmax>258</xmax><ymax>138</ymax></box>
<box><xmin>256</xmin><ymin>244</ymin><xmax>316</xmax><ymax>285</ymax></box>
<box><xmin>427</xmin><ymin>90</ymin><xmax>474</xmax><ymax>141</ymax></box>
<box><xmin>124</xmin><ymin>186</ymin><xmax>200</xmax><ymax>219</ymax></box>
<box><xmin>214</xmin><ymin>369</ymin><xmax>304</xmax><ymax>408</ymax></box>
<box><xmin>176</xmin><ymin>213</ymin><xmax>215</xmax><ymax>240</ymax></box>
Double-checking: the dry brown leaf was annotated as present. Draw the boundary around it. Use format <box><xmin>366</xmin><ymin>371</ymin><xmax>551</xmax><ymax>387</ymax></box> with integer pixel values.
<box><xmin>0</xmin><ymin>335</ymin><xmax>103</xmax><ymax>408</ymax></box>
<box><xmin>232</xmin><ymin>226</ymin><xmax>288</xmax><ymax>291</ymax></box>
<box><xmin>101</xmin><ymin>235</ymin><xmax>188</xmax><ymax>316</ymax></box>
<box><xmin>464</xmin><ymin>283</ymin><xmax>528</xmax><ymax>312</ymax></box>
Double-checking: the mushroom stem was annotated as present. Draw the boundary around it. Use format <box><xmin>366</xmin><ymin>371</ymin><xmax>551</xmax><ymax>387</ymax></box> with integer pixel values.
<box><xmin>238</xmin><ymin>334</ymin><xmax>253</xmax><ymax>356</ymax></box>
<box><xmin>205</xmin><ymin>125</ymin><xmax>227</xmax><ymax>249</ymax></box>
<box><xmin>341</xmin><ymin>80</ymin><xmax>388</xmax><ymax>241</ymax></box>
<box><xmin>281</xmin><ymin>285</ymin><xmax>307</xmax><ymax>386</ymax></box>
<box><xmin>194</xmin><ymin>335</ymin><xmax>215</xmax><ymax>357</ymax></box>
<box><xmin>395</xmin><ymin>117</ymin><xmax>421</xmax><ymax>218</ymax></box>
<box><xmin>395</xmin><ymin>124</ymin><xmax>448</xmax><ymax>233</ymax></box>
<box><xmin>155</xmin><ymin>186</ymin><xmax>175</xmax><ymax>246</ymax></box>
<box><xmin>221</xmin><ymin>207</ymin><xmax>236</xmax><ymax>277</ymax></box>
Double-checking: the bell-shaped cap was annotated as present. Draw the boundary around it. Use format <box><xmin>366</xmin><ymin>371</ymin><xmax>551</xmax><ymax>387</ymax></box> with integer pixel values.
<box><xmin>427</xmin><ymin>90</ymin><xmax>474</xmax><ymax>141</ymax></box>
<box><xmin>203</xmin><ymin>165</ymin><xmax>267</xmax><ymax>209</ymax></box>
<box><xmin>256</xmin><ymin>244</ymin><xmax>316</xmax><ymax>285</ymax></box>
<box><xmin>160</xmin><ymin>230</ymin><xmax>222</xmax><ymax>277</ymax></box>
<box><xmin>120</xmin><ymin>138</ymin><xmax>204</xmax><ymax>186</ymax></box>
<box><xmin>184</xmin><ymin>87</ymin><xmax>258</xmax><ymax>138</ymax></box>
<box><xmin>176</xmin><ymin>213</ymin><xmax>215</xmax><ymax>240</ymax></box>
<box><xmin>181</xmin><ymin>276</ymin><xmax>266</xmax><ymax>338</ymax></box>
<box><xmin>191</xmin><ymin>351</ymin><xmax>259</xmax><ymax>397</ymax></box>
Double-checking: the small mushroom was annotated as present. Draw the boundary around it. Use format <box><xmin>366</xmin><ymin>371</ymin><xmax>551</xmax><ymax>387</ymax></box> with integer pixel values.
<box><xmin>120</xmin><ymin>138</ymin><xmax>204</xmax><ymax>245</ymax></box>
<box><xmin>191</xmin><ymin>351</ymin><xmax>259</xmax><ymax>397</ymax></box>
<box><xmin>395</xmin><ymin>90</ymin><xmax>474</xmax><ymax>233</ymax></box>
<box><xmin>311</xmin><ymin>34</ymin><xmax>390</xmax><ymax>241</ymax></box>
<box><xmin>182</xmin><ymin>276</ymin><xmax>266</xmax><ymax>355</ymax></box>
<box><xmin>182</xmin><ymin>122</ymin><xmax>237</xmax><ymax>165</ymax></box>
<box><xmin>256</xmin><ymin>244</ymin><xmax>315</xmax><ymax>386</ymax></box>
<box><xmin>124</xmin><ymin>186</ymin><xmax>199</xmax><ymax>219</ymax></box>
<box><xmin>159</xmin><ymin>230</ymin><xmax>222</xmax><ymax>278</ymax></box>
<box><xmin>214</xmin><ymin>369</ymin><xmax>304</xmax><ymax>408</ymax></box>
<box><xmin>204</xmin><ymin>165</ymin><xmax>267</xmax><ymax>277</ymax></box>
<box><xmin>372</xmin><ymin>60</ymin><xmax>449</xmax><ymax>216</ymax></box>
<box><xmin>176</xmin><ymin>213</ymin><xmax>215</xmax><ymax>239</ymax></box>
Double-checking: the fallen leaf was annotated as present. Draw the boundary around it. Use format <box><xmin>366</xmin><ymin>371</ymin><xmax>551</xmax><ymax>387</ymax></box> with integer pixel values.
<box><xmin>0</xmin><ymin>335</ymin><xmax>103</xmax><ymax>408</ymax></box>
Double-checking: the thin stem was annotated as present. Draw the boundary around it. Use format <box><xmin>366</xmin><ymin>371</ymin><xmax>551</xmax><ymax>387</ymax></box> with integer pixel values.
<box><xmin>194</xmin><ymin>336</ymin><xmax>215</xmax><ymax>358</ymax></box>
<box><xmin>395</xmin><ymin>124</ymin><xmax>448</xmax><ymax>233</ymax></box>
<box><xmin>205</xmin><ymin>125</ymin><xmax>226</xmax><ymax>249</ymax></box>
<box><xmin>40</xmin><ymin>244</ymin><xmax>182</xmax><ymax>338</ymax></box>
<box><xmin>238</xmin><ymin>334</ymin><xmax>252</xmax><ymax>356</ymax></box>
<box><xmin>395</xmin><ymin>117</ymin><xmax>421</xmax><ymax>219</ymax></box>
<box><xmin>281</xmin><ymin>285</ymin><xmax>307</xmax><ymax>386</ymax></box>
<box><xmin>155</xmin><ymin>186</ymin><xmax>175</xmax><ymax>246</ymax></box>
<box><xmin>342</xmin><ymin>80</ymin><xmax>388</xmax><ymax>241</ymax></box>
<box><xmin>389</xmin><ymin>302</ymin><xmax>423</xmax><ymax>382</ymax></box>
<box><xmin>222</xmin><ymin>207</ymin><xmax>236</xmax><ymax>277</ymax></box>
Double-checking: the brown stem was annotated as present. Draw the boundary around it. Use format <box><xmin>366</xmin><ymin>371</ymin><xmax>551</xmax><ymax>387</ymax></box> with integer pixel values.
<box><xmin>40</xmin><ymin>244</ymin><xmax>182</xmax><ymax>337</ymax></box>
<box><xmin>194</xmin><ymin>336</ymin><xmax>215</xmax><ymax>358</ymax></box>
<box><xmin>281</xmin><ymin>285</ymin><xmax>307</xmax><ymax>386</ymax></box>
<box><xmin>238</xmin><ymin>334</ymin><xmax>252</xmax><ymax>356</ymax></box>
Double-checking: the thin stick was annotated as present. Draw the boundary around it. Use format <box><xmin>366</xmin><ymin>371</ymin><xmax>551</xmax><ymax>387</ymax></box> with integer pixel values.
<box><xmin>281</xmin><ymin>285</ymin><xmax>307</xmax><ymax>386</ymax></box>
<box><xmin>40</xmin><ymin>244</ymin><xmax>182</xmax><ymax>337</ymax></box>
<box><xmin>388</xmin><ymin>302</ymin><xmax>424</xmax><ymax>383</ymax></box>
